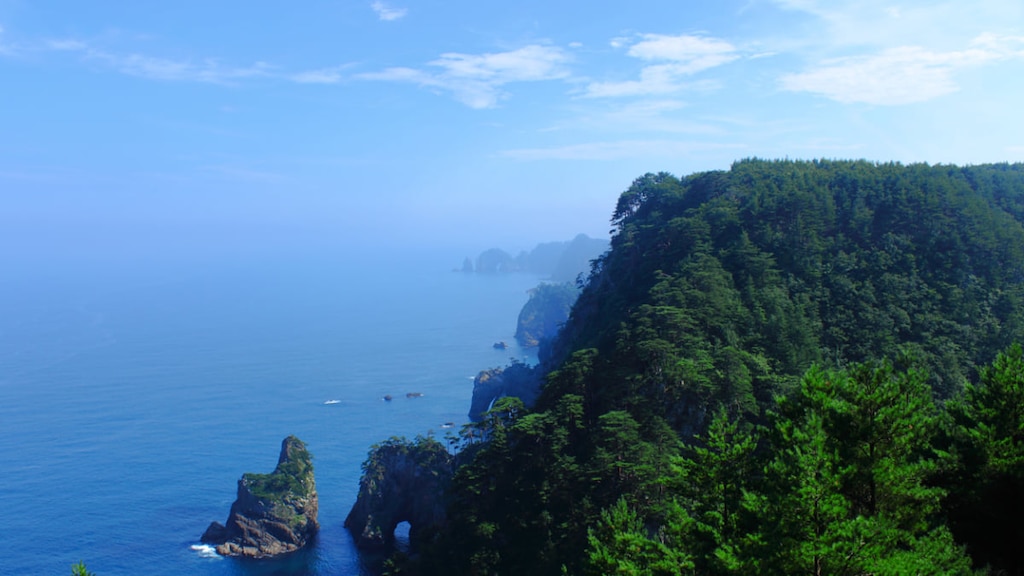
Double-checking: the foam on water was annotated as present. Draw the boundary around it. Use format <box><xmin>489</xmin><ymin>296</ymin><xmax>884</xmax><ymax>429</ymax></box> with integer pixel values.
<box><xmin>191</xmin><ymin>544</ymin><xmax>222</xmax><ymax>559</ymax></box>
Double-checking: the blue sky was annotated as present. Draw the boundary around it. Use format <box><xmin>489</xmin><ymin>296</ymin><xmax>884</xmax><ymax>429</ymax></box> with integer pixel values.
<box><xmin>2</xmin><ymin>0</ymin><xmax>1023</xmax><ymax>264</ymax></box>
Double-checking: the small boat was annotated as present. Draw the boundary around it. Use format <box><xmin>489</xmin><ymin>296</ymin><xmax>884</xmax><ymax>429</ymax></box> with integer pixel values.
<box><xmin>323</xmin><ymin>399</ymin><xmax>341</xmax><ymax>405</ymax></box>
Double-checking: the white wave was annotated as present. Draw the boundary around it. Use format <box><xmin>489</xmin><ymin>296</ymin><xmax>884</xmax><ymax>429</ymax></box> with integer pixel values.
<box><xmin>323</xmin><ymin>399</ymin><xmax>341</xmax><ymax>405</ymax></box>
<box><xmin>190</xmin><ymin>544</ymin><xmax>221</xmax><ymax>559</ymax></box>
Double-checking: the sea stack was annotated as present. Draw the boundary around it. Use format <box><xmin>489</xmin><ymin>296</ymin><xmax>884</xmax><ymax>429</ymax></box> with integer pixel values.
<box><xmin>201</xmin><ymin>436</ymin><xmax>319</xmax><ymax>558</ymax></box>
<box><xmin>345</xmin><ymin>436</ymin><xmax>453</xmax><ymax>551</ymax></box>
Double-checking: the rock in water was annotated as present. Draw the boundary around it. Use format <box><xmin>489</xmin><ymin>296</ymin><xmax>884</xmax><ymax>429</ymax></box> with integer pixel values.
<box><xmin>345</xmin><ymin>436</ymin><xmax>453</xmax><ymax>551</ymax></box>
<box><xmin>201</xmin><ymin>436</ymin><xmax>319</xmax><ymax>558</ymax></box>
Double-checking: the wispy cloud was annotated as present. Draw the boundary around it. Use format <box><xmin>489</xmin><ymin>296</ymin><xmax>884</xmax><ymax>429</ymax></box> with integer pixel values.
<box><xmin>290</xmin><ymin>65</ymin><xmax>352</xmax><ymax>84</ymax></box>
<box><xmin>0</xmin><ymin>24</ymin><xmax>14</xmax><ymax>55</ymax></box>
<box><xmin>781</xmin><ymin>34</ymin><xmax>1024</xmax><ymax>105</ymax></box>
<box><xmin>42</xmin><ymin>37</ymin><xmax>365</xmax><ymax>86</ymax></box>
<box><xmin>769</xmin><ymin>0</ymin><xmax>1024</xmax><ymax>50</ymax></box>
<box><xmin>360</xmin><ymin>44</ymin><xmax>571</xmax><ymax>108</ymax></box>
<box><xmin>584</xmin><ymin>34</ymin><xmax>738</xmax><ymax>98</ymax></box>
<box><xmin>500</xmin><ymin>139</ymin><xmax>744</xmax><ymax>161</ymax></box>
<box><xmin>546</xmin><ymin>99</ymin><xmax>725</xmax><ymax>136</ymax></box>
<box><xmin>46</xmin><ymin>38</ymin><xmax>272</xmax><ymax>83</ymax></box>
<box><xmin>371</xmin><ymin>1</ymin><xmax>408</xmax><ymax>21</ymax></box>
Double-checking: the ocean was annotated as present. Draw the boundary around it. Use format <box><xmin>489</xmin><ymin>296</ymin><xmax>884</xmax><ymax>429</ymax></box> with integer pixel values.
<box><xmin>0</xmin><ymin>252</ymin><xmax>540</xmax><ymax>575</ymax></box>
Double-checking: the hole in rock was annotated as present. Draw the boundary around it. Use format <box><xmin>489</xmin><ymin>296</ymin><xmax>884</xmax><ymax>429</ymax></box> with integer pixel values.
<box><xmin>394</xmin><ymin>521</ymin><xmax>411</xmax><ymax>553</ymax></box>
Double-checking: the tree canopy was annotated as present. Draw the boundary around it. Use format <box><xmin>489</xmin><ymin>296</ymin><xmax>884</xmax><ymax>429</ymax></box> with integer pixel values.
<box><xmin>373</xmin><ymin>160</ymin><xmax>1024</xmax><ymax>575</ymax></box>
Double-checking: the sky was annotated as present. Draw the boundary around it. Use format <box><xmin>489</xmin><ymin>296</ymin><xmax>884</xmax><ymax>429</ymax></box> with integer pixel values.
<box><xmin>1</xmin><ymin>0</ymin><xmax>1023</xmax><ymax>266</ymax></box>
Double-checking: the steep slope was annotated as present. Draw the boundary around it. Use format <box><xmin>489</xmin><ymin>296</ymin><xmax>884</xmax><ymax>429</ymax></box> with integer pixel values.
<box><xmin>398</xmin><ymin>160</ymin><xmax>1024</xmax><ymax>575</ymax></box>
<box><xmin>546</xmin><ymin>160</ymin><xmax>1024</xmax><ymax>422</ymax></box>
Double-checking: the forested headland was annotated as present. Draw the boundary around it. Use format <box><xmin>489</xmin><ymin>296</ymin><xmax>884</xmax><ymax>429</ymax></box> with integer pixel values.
<box><xmin>363</xmin><ymin>159</ymin><xmax>1024</xmax><ymax>575</ymax></box>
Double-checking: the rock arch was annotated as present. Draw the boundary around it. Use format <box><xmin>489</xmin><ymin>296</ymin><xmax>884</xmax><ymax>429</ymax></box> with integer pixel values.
<box><xmin>344</xmin><ymin>436</ymin><xmax>453</xmax><ymax>551</ymax></box>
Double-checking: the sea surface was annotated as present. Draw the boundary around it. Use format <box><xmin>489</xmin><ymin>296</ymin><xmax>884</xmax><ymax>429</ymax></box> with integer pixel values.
<box><xmin>0</xmin><ymin>252</ymin><xmax>540</xmax><ymax>575</ymax></box>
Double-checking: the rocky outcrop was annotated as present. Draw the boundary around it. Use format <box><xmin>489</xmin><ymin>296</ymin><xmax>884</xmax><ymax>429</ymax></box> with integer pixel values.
<box><xmin>468</xmin><ymin>361</ymin><xmax>540</xmax><ymax>421</ymax></box>
<box><xmin>515</xmin><ymin>282</ymin><xmax>579</xmax><ymax>348</ymax></box>
<box><xmin>202</xmin><ymin>436</ymin><xmax>319</xmax><ymax>558</ymax></box>
<box><xmin>345</xmin><ymin>436</ymin><xmax>453</xmax><ymax>551</ymax></box>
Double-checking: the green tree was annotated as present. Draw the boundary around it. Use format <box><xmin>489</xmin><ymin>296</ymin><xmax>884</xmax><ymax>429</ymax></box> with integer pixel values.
<box><xmin>71</xmin><ymin>562</ymin><xmax>95</xmax><ymax>576</ymax></box>
<box><xmin>585</xmin><ymin>498</ymin><xmax>694</xmax><ymax>576</ymax></box>
<box><xmin>675</xmin><ymin>407</ymin><xmax>760</xmax><ymax>575</ymax></box>
<box><xmin>752</xmin><ymin>361</ymin><xmax>971</xmax><ymax>575</ymax></box>
<box><xmin>943</xmin><ymin>343</ymin><xmax>1024</xmax><ymax>573</ymax></box>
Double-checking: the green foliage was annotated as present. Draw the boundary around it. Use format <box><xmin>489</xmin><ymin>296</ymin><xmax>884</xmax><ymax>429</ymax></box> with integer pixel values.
<box><xmin>407</xmin><ymin>161</ymin><xmax>1024</xmax><ymax>575</ymax></box>
<box><xmin>941</xmin><ymin>343</ymin><xmax>1024</xmax><ymax>572</ymax></box>
<box><xmin>746</xmin><ymin>361</ymin><xmax>971</xmax><ymax>575</ymax></box>
<box><xmin>674</xmin><ymin>408</ymin><xmax>760</xmax><ymax>574</ymax></box>
<box><xmin>244</xmin><ymin>437</ymin><xmax>314</xmax><ymax>504</ymax></box>
<box><xmin>71</xmin><ymin>561</ymin><xmax>95</xmax><ymax>576</ymax></box>
<box><xmin>552</xmin><ymin>159</ymin><xmax>1024</xmax><ymax>412</ymax></box>
<box><xmin>585</xmin><ymin>498</ymin><xmax>694</xmax><ymax>576</ymax></box>
<box><xmin>516</xmin><ymin>282</ymin><xmax>579</xmax><ymax>347</ymax></box>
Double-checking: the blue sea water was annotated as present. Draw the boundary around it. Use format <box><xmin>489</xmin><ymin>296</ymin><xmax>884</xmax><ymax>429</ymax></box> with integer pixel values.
<box><xmin>0</xmin><ymin>252</ymin><xmax>540</xmax><ymax>575</ymax></box>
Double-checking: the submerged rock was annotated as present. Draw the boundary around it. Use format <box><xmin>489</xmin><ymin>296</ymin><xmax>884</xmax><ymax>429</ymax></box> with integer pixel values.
<box><xmin>201</xmin><ymin>436</ymin><xmax>319</xmax><ymax>558</ymax></box>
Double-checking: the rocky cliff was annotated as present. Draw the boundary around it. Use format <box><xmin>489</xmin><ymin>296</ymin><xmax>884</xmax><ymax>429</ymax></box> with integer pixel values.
<box><xmin>345</xmin><ymin>436</ymin><xmax>453</xmax><ymax>551</ymax></box>
<box><xmin>468</xmin><ymin>361</ymin><xmax>540</xmax><ymax>421</ymax></box>
<box><xmin>201</xmin><ymin>436</ymin><xmax>319</xmax><ymax>558</ymax></box>
<box><xmin>515</xmin><ymin>282</ymin><xmax>579</xmax><ymax>348</ymax></box>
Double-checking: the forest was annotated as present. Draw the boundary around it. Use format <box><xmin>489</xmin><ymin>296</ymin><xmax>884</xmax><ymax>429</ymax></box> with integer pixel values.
<box><xmin>373</xmin><ymin>160</ymin><xmax>1024</xmax><ymax>575</ymax></box>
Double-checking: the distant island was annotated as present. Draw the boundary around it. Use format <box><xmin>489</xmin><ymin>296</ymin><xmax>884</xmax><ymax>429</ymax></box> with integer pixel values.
<box><xmin>458</xmin><ymin>233</ymin><xmax>608</xmax><ymax>283</ymax></box>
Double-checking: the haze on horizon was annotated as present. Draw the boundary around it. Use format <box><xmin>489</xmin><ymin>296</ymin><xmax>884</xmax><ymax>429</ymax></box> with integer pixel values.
<box><xmin>1</xmin><ymin>0</ymin><xmax>1022</xmax><ymax>268</ymax></box>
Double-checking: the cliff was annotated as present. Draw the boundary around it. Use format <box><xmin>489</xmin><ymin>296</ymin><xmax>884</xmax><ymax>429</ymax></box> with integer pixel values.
<box><xmin>514</xmin><ymin>282</ymin><xmax>578</xmax><ymax>348</ymax></box>
<box><xmin>201</xmin><ymin>436</ymin><xmax>319</xmax><ymax>558</ymax></box>
<box><xmin>345</xmin><ymin>436</ymin><xmax>453</xmax><ymax>551</ymax></box>
<box><xmin>468</xmin><ymin>361</ymin><xmax>540</xmax><ymax>421</ymax></box>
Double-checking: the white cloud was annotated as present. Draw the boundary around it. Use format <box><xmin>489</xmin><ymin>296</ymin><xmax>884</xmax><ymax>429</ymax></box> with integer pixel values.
<box><xmin>781</xmin><ymin>35</ymin><xmax>1023</xmax><ymax>105</ymax></box>
<box><xmin>627</xmin><ymin>34</ymin><xmax>737</xmax><ymax>66</ymax></box>
<box><xmin>584</xmin><ymin>34</ymin><xmax>738</xmax><ymax>98</ymax></box>
<box><xmin>359</xmin><ymin>44</ymin><xmax>571</xmax><ymax>108</ymax></box>
<box><xmin>371</xmin><ymin>1</ymin><xmax>407</xmax><ymax>21</ymax></box>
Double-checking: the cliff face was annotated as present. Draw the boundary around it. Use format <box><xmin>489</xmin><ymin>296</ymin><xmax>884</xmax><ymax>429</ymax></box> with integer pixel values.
<box><xmin>345</xmin><ymin>436</ymin><xmax>453</xmax><ymax>551</ymax></box>
<box><xmin>468</xmin><ymin>361</ymin><xmax>540</xmax><ymax>421</ymax></box>
<box><xmin>202</xmin><ymin>436</ymin><xmax>319</xmax><ymax>558</ymax></box>
<box><xmin>515</xmin><ymin>282</ymin><xmax>579</xmax><ymax>348</ymax></box>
